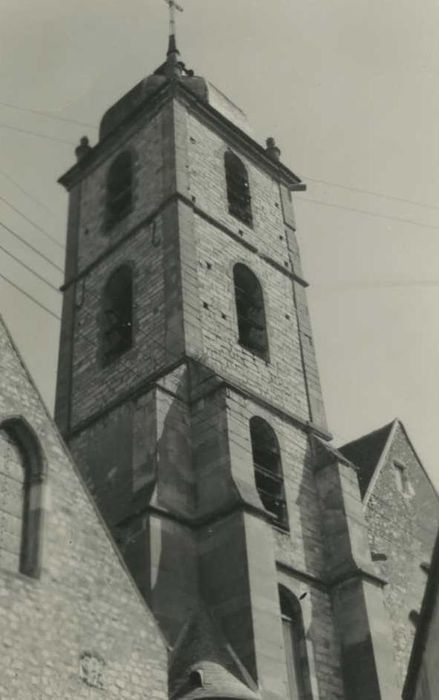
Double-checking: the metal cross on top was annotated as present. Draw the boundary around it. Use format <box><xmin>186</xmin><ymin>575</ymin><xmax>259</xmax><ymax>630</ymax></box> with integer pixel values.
<box><xmin>163</xmin><ymin>0</ymin><xmax>184</xmax><ymax>38</ymax></box>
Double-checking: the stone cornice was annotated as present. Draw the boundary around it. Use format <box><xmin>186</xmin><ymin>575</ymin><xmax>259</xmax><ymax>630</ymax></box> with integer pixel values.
<box><xmin>60</xmin><ymin>192</ymin><xmax>309</xmax><ymax>292</ymax></box>
<box><xmin>58</xmin><ymin>79</ymin><xmax>305</xmax><ymax>193</ymax></box>
<box><xmin>65</xmin><ymin>356</ymin><xmax>331</xmax><ymax>442</ymax></box>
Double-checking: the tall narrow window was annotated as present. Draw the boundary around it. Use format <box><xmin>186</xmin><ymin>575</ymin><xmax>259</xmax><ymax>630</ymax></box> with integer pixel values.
<box><xmin>106</xmin><ymin>151</ymin><xmax>133</xmax><ymax>228</ymax></box>
<box><xmin>279</xmin><ymin>587</ymin><xmax>310</xmax><ymax>700</ymax></box>
<box><xmin>233</xmin><ymin>264</ymin><xmax>268</xmax><ymax>358</ymax></box>
<box><xmin>250</xmin><ymin>417</ymin><xmax>288</xmax><ymax>529</ymax></box>
<box><xmin>393</xmin><ymin>461</ymin><xmax>409</xmax><ymax>494</ymax></box>
<box><xmin>0</xmin><ymin>418</ymin><xmax>44</xmax><ymax>578</ymax></box>
<box><xmin>225</xmin><ymin>151</ymin><xmax>253</xmax><ymax>226</ymax></box>
<box><xmin>102</xmin><ymin>265</ymin><xmax>133</xmax><ymax>364</ymax></box>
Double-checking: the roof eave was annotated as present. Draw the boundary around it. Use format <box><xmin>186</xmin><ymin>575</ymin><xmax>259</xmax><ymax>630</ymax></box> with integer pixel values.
<box><xmin>58</xmin><ymin>78</ymin><xmax>305</xmax><ymax>193</ymax></box>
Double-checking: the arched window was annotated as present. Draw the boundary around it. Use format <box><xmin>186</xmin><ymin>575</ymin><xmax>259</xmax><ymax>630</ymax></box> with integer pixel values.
<box><xmin>233</xmin><ymin>264</ymin><xmax>268</xmax><ymax>358</ymax></box>
<box><xmin>0</xmin><ymin>418</ymin><xmax>44</xmax><ymax>578</ymax></box>
<box><xmin>250</xmin><ymin>417</ymin><xmax>288</xmax><ymax>529</ymax></box>
<box><xmin>224</xmin><ymin>151</ymin><xmax>253</xmax><ymax>226</ymax></box>
<box><xmin>279</xmin><ymin>587</ymin><xmax>310</xmax><ymax>700</ymax></box>
<box><xmin>102</xmin><ymin>265</ymin><xmax>133</xmax><ymax>364</ymax></box>
<box><xmin>106</xmin><ymin>151</ymin><xmax>133</xmax><ymax>228</ymax></box>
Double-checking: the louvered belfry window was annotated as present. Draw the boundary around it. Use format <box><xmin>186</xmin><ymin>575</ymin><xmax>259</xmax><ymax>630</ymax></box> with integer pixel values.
<box><xmin>225</xmin><ymin>151</ymin><xmax>253</xmax><ymax>226</ymax></box>
<box><xmin>106</xmin><ymin>151</ymin><xmax>133</xmax><ymax>228</ymax></box>
<box><xmin>234</xmin><ymin>263</ymin><xmax>268</xmax><ymax>358</ymax></box>
<box><xmin>250</xmin><ymin>417</ymin><xmax>288</xmax><ymax>530</ymax></box>
<box><xmin>102</xmin><ymin>265</ymin><xmax>133</xmax><ymax>364</ymax></box>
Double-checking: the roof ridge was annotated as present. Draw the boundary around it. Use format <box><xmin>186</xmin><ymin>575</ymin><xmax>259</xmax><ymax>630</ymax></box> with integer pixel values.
<box><xmin>339</xmin><ymin>419</ymin><xmax>396</xmax><ymax>452</ymax></box>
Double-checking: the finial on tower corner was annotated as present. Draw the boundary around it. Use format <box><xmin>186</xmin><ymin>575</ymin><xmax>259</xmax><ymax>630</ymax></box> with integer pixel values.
<box><xmin>75</xmin><ymin>136</ymin><xmax>92</xmax><ymax>162</ymax></box>
<box><xmin>266</xmin><ymin>137</ymin><xmax>281</xmax><ymax>161</ymax></box>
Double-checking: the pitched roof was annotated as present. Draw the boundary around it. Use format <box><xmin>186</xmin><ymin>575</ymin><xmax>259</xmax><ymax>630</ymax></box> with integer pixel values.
<box><xmin>169</xmin><ymin>606</ymin><xmax>260</xmax><ymax>700</ymax></box>
<box><xmin>339</xmin><ymin>421</ymin><xmax>396</xmax><ymax>498</ymax></box>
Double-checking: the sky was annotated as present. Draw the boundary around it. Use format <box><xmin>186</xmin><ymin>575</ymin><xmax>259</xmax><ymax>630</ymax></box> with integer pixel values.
<box><xmin>0</xmin><ymin>0</ymin><xmax>438</xmax><ymax>488</ymax></box>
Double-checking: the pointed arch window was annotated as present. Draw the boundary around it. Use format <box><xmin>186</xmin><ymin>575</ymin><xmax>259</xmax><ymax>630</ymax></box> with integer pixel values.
<box><xmin>279</xmin><ymin>587</ymin><xmax>310</xmax><ymax>700</ymax></box>
<box><xmin>234</xmin><ymin>264</ymin><xmax>268</xmax><ymax>358</ymax></box>
<box><xmin>0</xmin><ymin>418</ymin><xmax>45</xmax><ymax>578</ymax></box>
<box><xmin>102</xmin><ymin>265</ymin><xmax>133</xmax><ymax>365</ymax></box>
<box><xmin>225</xmin><ymin>151</ymin><xmax>253</xmax><ymax>226</ymax></box>
<box><xmin>106</xmin><ymin>151</ymin><xmax>133</xmax><ymax>228</ymax></box>
<box><xmin>250</xmin><ymin>417</ymin><xmax>288</xmax><ymax>529</ymax></box>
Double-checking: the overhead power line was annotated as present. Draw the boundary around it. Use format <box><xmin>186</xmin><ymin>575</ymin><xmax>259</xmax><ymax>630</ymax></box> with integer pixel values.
<box><xmin>303</xmin><ymin>175</ymin><xmax>439</xmax><ymax>212</ymax></box>
<box><xmin>0</xmin><ymin>243</ymin><xmax>60</xmax><ymax>293</ymax></box>
<box><xmin>0</xmin><ymin>220</ymin><xmax>64</xmax><ymax>273</ymax></box>
<box><xmin>310</xmin><ymin>280</ymin><xmax>439</xmax><ymax>294</ymax></box>
<box><xmin>0</xmin><ymin>271</ymin><xmax>60</xmax><ymax>321</ymax></box>
<box><xmin>0</xmin><ymin>167</ymin><xmax>63</xmax><ymax>222</ymax></box>
<box><xmin>1</xmin><ymin>97</ymin><xmax>439</xmax><ymax>216</ymax></box>
<box><xmin>0</xmin><ymin>99</ymin><xmax>97</xmax><ymax>129</ymax></box>
<box><xmin>295</xmin><ymin>195</ymin><xmax>439</xmax><ymax>232</ymax></box>
<box><xmin>0</xmin><ymin>194</ymin><xmax>64</xmax><ymax>251</ymax></box>
<box><xmin>0</xmin><ymin>122</ymin><xmax>75</xmax><ymax>146</ymax></box>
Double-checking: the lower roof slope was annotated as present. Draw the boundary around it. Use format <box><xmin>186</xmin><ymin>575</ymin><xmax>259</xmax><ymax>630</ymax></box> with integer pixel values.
<box><xmin>339</xmin><ymin>421</ymin><xmax>395</xmax><ymax>498</ymax></box>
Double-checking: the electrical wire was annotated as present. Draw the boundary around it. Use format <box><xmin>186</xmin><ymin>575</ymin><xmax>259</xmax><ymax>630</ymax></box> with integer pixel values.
<box><xmin>0</xmin><ymin>99</ymin><xmax>97</xmax><ymax>129</ymax></box>
<box><xmin>2</xmin><ymin>250</ymin><xmax>437</xmax><ymax>530</ymax></box>
<box><xmin>295</xmin><ymin>195</ymin><xmax>439</xmax><ymax>232</ymax></box>
<box><xmin>0</xmin><ymin>122</ymin><xmax>75</xmax><ymax>146</ymax></box>
<box><xmin>1</xmin><ymin>97</ymin><xmax>439</xmax><ymax>214</ymax></box>
<box><xmin>0</xmin><ymin>243</ymin><xmax>61</xmax><ymax>293</ymax></box>
<box><xmin>302</xmin><ymin>175</ymin><xmax>439</xmax><ymax>212</ymax></box>
<box><xmin>0</xmin><ymin>220</ymin><xmax>64</xmax><ymax>273</ymax></box>
<box><xmin>0</xmin><ymin>167</ymin><xmax>63</xmax><ymax>222</ymax></box>
<box><xmin>0</xmin><ymin>194</ymin><xmax>65</xmax><ymax>251</ymax></box>
<box><xmin>0</xmin><ymin>271</ymin><xmax>60</xmax><ymax>321</ymax></box>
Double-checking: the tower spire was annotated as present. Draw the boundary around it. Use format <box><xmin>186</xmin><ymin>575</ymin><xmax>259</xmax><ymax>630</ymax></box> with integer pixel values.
<box><xmin>163</xmin><ymin>0</ymin><xmax>183</xmax><ymax>60</ymax></box>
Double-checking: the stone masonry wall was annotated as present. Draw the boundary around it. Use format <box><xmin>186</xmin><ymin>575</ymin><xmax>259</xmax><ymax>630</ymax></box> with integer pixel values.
<box><xmin>183</xmin><ymin>110</ymin><xmax>310</xmax><ymax>420</ymax></box>
<box><xmin>365</xmin><ymin>422</ymin><xmax>439</xmax><ymax>690</ymax></box>
<box><xmin>70</xmin><ymin>214</ymin><xmax>169</xmax><ymax>427</ymax></box>
<box><xmin>0</xmin><ymin>317</ymin><xmax>168</xmax><ymax>700</ymax></box>
<box><xmin>75</xmin><ymin>103</ymin><xmax>174</xmax><ymax>271</ymax></box>
<box><xmin>186</xmin><ymin>111</ymin><xmax>292</xmax><ymax>272</ymax></box>
<box><xmin>60</xmin><ymin>99</ymin><xmax>185</xmax><ymax>433</ymax></box>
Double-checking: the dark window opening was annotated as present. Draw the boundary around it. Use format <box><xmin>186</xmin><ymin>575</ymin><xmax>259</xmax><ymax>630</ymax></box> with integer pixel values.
<box><xmin>102</xmin><ymin>265</ymin><xmax>133</xmax><ymax>364</ymax></box>
<box><xmin>250</xmin><ymin>417</ymin><xmax>288</xmax><ymax>529</ymax></box>
<box><xmin>0</xmin><ymin>418</ymin><xmax>45</xmax><ymax>579</ymax></box>
<box><xmin>279</xmin><ymin>587</ymin><xmax>310</xmax><ymax>700</ymax></box>
<box><xmin>106</xmin><ymin>151</ymin><xmax>133</xmax><ymax>228</ymax></box>
<box><xmin>234</xmin><ymin>264</ymin><xmax>268</xmax><ymax>358</ymax></box>
<box><xmin>393</xmin><ymin>461</ymin><xmax>410</xmax><ymax>494</ymax></box>
<box><xmin>225</xmin><ymin>151</ymin><xmax>253</xmax><ymax>226</ymax></box>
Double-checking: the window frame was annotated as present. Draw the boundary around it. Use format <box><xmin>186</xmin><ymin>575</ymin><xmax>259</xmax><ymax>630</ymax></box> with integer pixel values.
<box><xmin>393</xmin><ymin>460</ymin><xmax>410</xmax><ymax>495</ymax></box>
<box><xmin>224</xmin><ymin>150</ymin><xmax>253</xmax><ymax>227</ymax></box>
<box><xmin>279</xmin><ymin>586</ymin><xmax>311</xmax><ymax>700</ymax></box>
<box><xmin>233</xmin><ymin>263</ymin><xmax>269</xmax><ymax>360</ymax></box>
<box><xmin>101</xmin><ymin>264</ymin><xmax>134</xmax><ymax>366</ymax></box>
<box><xmin>0</xmin><ymin>416</ymin><xmax>45</xmax><ymax>579</ymax></box>
<box><xmin>250</xmin><ymin>416</ymin><xmax>289</xmax><ymax>531</ymax></box>
<box><xmin>105</xmin><ymin>150</ymin><xmax>134</xmax><ymax>230</ymax></box>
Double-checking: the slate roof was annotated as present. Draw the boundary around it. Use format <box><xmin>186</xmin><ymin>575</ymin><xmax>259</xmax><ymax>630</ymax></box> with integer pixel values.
<box><xmin>169</xmin><ymin>606</ymin><xmax>260</xmax><ymax>700</ymax></box>
<box><xmin>339</xmin><ymin>421</ymin><xmax>395</xmax><ymax>498</ymax></box>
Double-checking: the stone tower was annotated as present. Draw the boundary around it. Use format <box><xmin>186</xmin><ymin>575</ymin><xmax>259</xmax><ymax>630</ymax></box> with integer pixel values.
<box><xmin>55</xmin><ymin>32</ymin><xmax>400</xmax><ymax>700</ymax></box>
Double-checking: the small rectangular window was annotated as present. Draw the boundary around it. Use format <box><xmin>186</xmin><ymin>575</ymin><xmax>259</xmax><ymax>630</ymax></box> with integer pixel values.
<box><xmin>393</xmin><ymin>462</ymin><xmax>409</xmax><ymax>494</ymax></box>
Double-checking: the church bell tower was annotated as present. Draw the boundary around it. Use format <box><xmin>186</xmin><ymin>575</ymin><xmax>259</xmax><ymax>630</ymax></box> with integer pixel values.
<box><xmin>55</xmin><ymin>16</ymin><xmax>400</xmax><ymax>700</ymax></box>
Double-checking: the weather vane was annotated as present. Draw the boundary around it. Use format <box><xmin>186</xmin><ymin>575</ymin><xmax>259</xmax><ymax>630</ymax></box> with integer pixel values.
<box><xmin>163</xmin><ymin>0</ymin><xmax>184</xmax><ymax>39</ymax></box>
